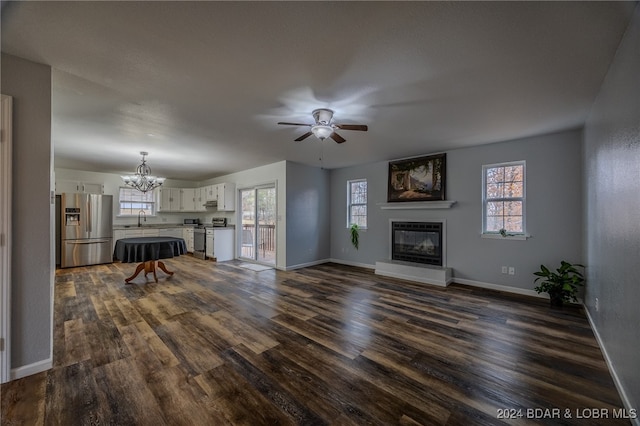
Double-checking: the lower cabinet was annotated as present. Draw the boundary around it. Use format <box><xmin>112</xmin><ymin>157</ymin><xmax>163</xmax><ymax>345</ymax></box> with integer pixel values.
<box><xmin>213</xmin><ymin>229</ymin><xmax>234</xmax><ymax>262</ymax></box>
<box><xmin>205</xmin><ymin>229</ymin><xmax>214</xmax><ymax>258</ymax></box>
<box><xmin>183</xmin><ymin>227</ymin><xmax>194</xmax><ymax>252</ymax></box>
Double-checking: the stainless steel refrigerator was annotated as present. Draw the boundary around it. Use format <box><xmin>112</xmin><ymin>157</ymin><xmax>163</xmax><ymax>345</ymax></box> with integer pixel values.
<box><xmin>60</xmin><ymin>193</ymin><xmax>113</xmax><ymax>268</ymax></box>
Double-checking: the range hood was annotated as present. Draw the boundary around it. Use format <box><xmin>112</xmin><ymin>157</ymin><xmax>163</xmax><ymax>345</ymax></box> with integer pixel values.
<box><xmin>203</xmin><ymin>200</ymin><xmax>218</xmax><ymax>207</ymax></box>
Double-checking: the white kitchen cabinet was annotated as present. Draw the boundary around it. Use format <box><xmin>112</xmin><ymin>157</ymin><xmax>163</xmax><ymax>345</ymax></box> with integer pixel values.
<box><xmin>204</xmin><ymin>185</ymin><xmax>217</xmax><ymax>202</ymax></box>
<box><xmin>183</xmin><ymin>227</ymin><xmax>194</xmax><ymax>252</ymax></box>
<box><xmin>142</xmin><ymin>228</ymin><xmax>159</xmax><ymax>237</ymax></box>
<box><xmin>56</xmin><ymin>180</ymin><xmax>104</xmax><ymax>194</ymax></box>
<box><xmin>180</xmin><ymin>188</ymin><xmax>197</xmax><ymax>211</ymax></box>
<box><xmin>159</xmin><ymin>187</ymin><xmax>203</xmax><ymax>212</ymax></box>
<box><xmin>205</xmin><ymin>229</ymin><xmax>214</xmax><ymax>258</ymax></box>
<box><xmin>195</xmin><ymin>187</ymin><xmax>207</xmax><ymax>212</ymax></box>
<box><xmin>213</xmin><ymin>228</ymin><xmax>234</xmax><ymax>261</ymax></box>
<box><xmin>158</xmin><ymin>187</ymin><xmax>179</xmax><ymax>212</ymax></box>
<box><xmin>160</xmin><ymin>228</ymin><xmax>183</xmax><ymax>238</ymax></box>
<box><xmin>216</xmin><ymin>183</ymin><xmax>236</xmax><ymax>211</ymax></box>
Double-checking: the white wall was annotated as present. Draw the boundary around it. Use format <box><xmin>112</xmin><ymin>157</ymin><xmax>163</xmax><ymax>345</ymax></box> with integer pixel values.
<box><xmin>583</xmin><ymin>4</ymin><xmax>640</xmax><ymax>417</ymax></box>
<box><xmin>1</xmin><ymin>53</ymin><xmax>53</xmax><ymax>373</ymax></box>
<box><xmin>330</xmin><ymin>129</ymin><xmax>583</xmax><ymax>293</ymax></box>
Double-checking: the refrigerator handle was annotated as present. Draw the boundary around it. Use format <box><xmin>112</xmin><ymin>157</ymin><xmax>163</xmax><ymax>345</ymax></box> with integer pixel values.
<box><xmin>87</xmin><ymin>197</ymin><xmax>92</xmax><ymax>233</ymax></box>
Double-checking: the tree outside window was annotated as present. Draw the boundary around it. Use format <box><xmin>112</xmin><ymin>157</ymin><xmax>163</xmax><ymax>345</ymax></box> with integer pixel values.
<box><xmin>483</xmin><ymin>162</ymin><xmax>525</xmax><ymax>234</ymax></box>
<box><xmin>348</xmin><ymin>179</ymin><xmax>367</xmax><ymax>228</ymax></box>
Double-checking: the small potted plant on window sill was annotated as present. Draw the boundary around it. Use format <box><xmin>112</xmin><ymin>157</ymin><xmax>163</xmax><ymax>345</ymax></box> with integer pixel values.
<box><xmin>350</xmin><ymin>223</ymin><xmax>359</xmax><ymax>250</ymax></box>
<box><xmin>533</xmin><ymin>261</ymin><xmax>585</xmax><ymax>307</ymax></box>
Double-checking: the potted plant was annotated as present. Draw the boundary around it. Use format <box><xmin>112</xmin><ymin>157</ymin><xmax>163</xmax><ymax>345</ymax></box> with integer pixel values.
<box><xmin>533</xmin><ymin>261</ymin><xmax>585</xmax><ymax>307</ymax></box>
<box><xmin>349</xmin><ymin>223</ymin><xmax>360</xmax><ymax>250</ymax></box>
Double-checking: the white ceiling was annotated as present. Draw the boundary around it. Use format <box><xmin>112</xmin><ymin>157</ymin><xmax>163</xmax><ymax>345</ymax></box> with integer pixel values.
<box><xmin>1</xmin><ymin>1</ymin><xmax>635</xmax><ymax>181</ymax></box>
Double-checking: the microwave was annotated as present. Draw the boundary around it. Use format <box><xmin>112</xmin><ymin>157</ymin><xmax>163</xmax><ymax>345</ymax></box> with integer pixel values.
<box><xmin>183</xmin><ymin>218</ymin><xmax>200</xmax><ymax>225</ymax></box>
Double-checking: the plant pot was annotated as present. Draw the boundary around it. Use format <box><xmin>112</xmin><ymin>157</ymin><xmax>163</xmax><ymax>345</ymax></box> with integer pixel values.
<box><xmin>549</xmin><ymin>294</ymin><xmax>564</xmax><ymax>307</ymax></box>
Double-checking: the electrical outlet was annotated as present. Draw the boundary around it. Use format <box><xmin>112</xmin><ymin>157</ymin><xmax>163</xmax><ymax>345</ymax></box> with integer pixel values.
<box><xmin>501</xmin><ymin>266</ymin><xmax>508</xmax><ymax>274</ymax></box>
<box><xmin>508</xmin><ymin>267</ymin><xmax>515</xmax><ymax>275</ymax></box>
<box><xmin>595</xmin><ymin>297</ymin><xmax>599</xmax><ymax>312</ymax></box>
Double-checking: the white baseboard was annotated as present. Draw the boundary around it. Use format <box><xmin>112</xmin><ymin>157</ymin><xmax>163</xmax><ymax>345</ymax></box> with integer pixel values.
<box><xmin>283</xmin><ymin>258</ymin><xmax>332</xmax><ymax>271</ymax></box>
<box><xmin>584</xmin><ymin>307</ymin><xmax>639</xmax><ymax>426</ymax></box>
<box><xmin>327</xmin><ymin>258</ymin><xmax>376</xmax><ymax>270</ymax></box>
<box><xmin>10</xmin><ymin>357</ymin><xmax>52</xmax><ymax>380</ymax></box>
<box><xmin>452</xmin><ymin>277</ymin><xmax>544</xmax><ymax>298</ymax></box>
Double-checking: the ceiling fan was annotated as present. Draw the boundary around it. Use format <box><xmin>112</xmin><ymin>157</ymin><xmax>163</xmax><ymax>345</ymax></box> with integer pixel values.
<box><xmin>278</xmin><ymin>109</ymin><xmax>368</xmax><ymax>143</ymax></box>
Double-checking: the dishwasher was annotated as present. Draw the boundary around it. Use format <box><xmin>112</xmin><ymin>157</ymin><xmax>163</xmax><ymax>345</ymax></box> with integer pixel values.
<box><xmin>193</xmin><ymin>227</ymin><xmax>206</xmax><ymax>259</ymax></box>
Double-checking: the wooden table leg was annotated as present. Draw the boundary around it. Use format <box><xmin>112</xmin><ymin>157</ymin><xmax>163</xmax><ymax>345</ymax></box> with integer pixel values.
<box><xmin>157</xmin><ymin>261</ymin><xmax>174</xmax><ymax>277</ymax></box>
<box><xmin>143</xmin><ymin>261</ymin><xmax>158</xmax><ymax>283</ymax></box>
<box><xmin>125</xmin><ymin>262</ymin><xmax>147</xmax><ymax>283</ymax></box>
<box><xmin>125</xmin><ymin>260</ymin><xmax>173</xmax><ymax>284</ymax></box>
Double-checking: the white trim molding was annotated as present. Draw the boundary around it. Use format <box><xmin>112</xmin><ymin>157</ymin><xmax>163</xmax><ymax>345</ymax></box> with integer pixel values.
<box><xmin>327</xmin><ymin>258</ymin><xmax>375</xmax><ymax>270</ymax></box>
<box><xmin>453</xmin><ymin>277</ymin><xmax>543</xmax><ymax>298</ymax></box>
<box><xmin>584</xmin><ymin>307</ymin><xmax>640</xmax><ymax>426</ymax></box>
<box><xmin>0</xmin><ymin>94</ymin><xmax>12</xmax><ymax>384</ymax></box>
<box><xmin>282</xmin><ymin>258</ymin><xmax>332</xmax><ymax>271</ymax></box>
<box><xmin>10</xmin><ymin>357</ymin><xmax>52</xmax><ymax>381</ymax></box>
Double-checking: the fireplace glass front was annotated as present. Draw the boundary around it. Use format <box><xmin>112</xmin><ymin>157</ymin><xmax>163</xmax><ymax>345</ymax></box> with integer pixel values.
<box><xmin>392</xmin><ymin>222</ymin><xmax>442</xmax><ymax>266</ymax></box>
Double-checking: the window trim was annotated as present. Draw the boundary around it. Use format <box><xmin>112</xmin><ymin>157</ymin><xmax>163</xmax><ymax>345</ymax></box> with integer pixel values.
<box><xmin>347</xmin><ymin>178</ymin><xmax>368</xmax><ymax>229</ymax></box>
<box><xmin>117</xmin><ymin>186</ymin><xmax>159</xmax><ymax>217</ymax></box>
<box><xmin>482</xmin><ymin>161</ymin><xmax>526</xmax><ymax>238</ymax></box>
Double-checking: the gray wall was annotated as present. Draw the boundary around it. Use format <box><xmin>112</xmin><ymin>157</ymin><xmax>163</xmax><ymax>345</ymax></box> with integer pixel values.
<box><xmin>1</xmin><ymin>53</ymin><xmax>53</xmax><ymax>369</ymax></box>
<box><xmin>286</xmin><ymin>161</ymin><xmax>331</xmax><ymax>268</ymax></box>
<box><xmin>583</xmin><ymin>4</ymin><xmax>640</xmax><ymax>414</ymax></box>
<box><xmin>330</xmin><ymin>129</ymin><xmax>583</xmax><ymax>292</ymax></box>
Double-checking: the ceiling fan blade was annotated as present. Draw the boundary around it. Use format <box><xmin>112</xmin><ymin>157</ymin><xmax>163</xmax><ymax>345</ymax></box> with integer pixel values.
<box><xmin>294</xmin><ymin>132</ymin><xmax>313</xmax><ymax>142</ymax></box>
<box><xmin>336</xmin><ymin>124</ymin><xmax>368</xmax><ymax>131</ymax></box>
<box><xmin>278</xmin><ymin>122</ymin><xmax>311</xmax><ymax>126</ymax></box>
<box><xmin>330</xmin><ymin>132</ymin><xmax>346</xmax><ymax>144</ymax></box>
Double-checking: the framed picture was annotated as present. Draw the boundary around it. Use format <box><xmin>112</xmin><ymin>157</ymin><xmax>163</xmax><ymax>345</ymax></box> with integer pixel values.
<box><xmin>388</xmin><ymin>153</ymin><xmax>446</xmax><ymax>202</ymax></box>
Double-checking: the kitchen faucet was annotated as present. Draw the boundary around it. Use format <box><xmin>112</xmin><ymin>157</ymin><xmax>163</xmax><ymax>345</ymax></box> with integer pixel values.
<box><xmin>137</xmin><ymin>210</ymin><xmax>147</xmax><ymax>227</ymax></box>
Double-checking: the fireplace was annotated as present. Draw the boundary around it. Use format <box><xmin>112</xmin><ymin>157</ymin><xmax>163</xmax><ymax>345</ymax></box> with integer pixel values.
<box><xmin>392</xmin><ymin>221</ymin><xmax>443</xmax><ymax>266</ymax></box>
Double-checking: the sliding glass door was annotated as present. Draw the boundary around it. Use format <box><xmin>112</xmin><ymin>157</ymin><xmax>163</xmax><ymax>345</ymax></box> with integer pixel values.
<box><xmin>239</xmin><ymin>185</ymin><xmax>276</xmax><ymax>265</ymax></box>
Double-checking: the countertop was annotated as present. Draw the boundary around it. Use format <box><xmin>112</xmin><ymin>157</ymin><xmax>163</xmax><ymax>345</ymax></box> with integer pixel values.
<box><xmin>113</xmin><ymin>224</ymin><xmax>235</xmax><ymax>230</ymax></box>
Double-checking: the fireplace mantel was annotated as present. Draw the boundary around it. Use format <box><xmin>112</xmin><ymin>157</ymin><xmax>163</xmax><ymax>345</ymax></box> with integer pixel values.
<box><xmin>378</xmin><ymin>201</ymin><xmax>456</xmax><ymax>210</ymax></box>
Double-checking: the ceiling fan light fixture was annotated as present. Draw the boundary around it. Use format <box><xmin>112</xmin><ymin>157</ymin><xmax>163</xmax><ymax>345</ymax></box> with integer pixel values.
<box><xmin>311</xmin><ymin>125</ymin><xmax>333</xmax><ymax>141</ymax></box>
<box><xmin>121</xmin><ymin>151</ymin><xmax>166</xmax><ymax>193</ymax></box>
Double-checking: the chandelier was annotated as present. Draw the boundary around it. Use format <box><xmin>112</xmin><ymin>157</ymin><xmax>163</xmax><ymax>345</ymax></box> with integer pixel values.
<box><xmin>121</xmin><ymin>151</ymin><xmax>165</xmax><ymax>193</ymax></box>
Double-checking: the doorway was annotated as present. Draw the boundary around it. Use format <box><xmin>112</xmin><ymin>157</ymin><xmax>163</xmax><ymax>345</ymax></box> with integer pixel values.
<box><xmin>239</xmin><ymin>185</ymin><xmax>276</xmax><ymax>265</ymax></box>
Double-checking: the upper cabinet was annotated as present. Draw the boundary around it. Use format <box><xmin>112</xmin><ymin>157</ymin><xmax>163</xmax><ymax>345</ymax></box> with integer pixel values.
<box><xmin>180</xmin><ymin>188</ymin><xmax>197</xmax><ymax>212</ymax></box>
<box><xmin>158</xmin><ymin>187</ymin><xmax>180</xmax><ymax>212</ymax></box>
<box><xmin>56</xmin><ymin>180</ymin><xmax>104</xmax><ymax>195</ymax></box>
<box><xmin>216</xmin><ymin>183</ymin><xmax>235</xmax><ymax>211</ymax></box>
<box><xmin>204</xmin><ymin>185</ymin><xmax>217</xmax><ymax>203</ymax></box>
<box><xmin>195</xmin><ymin>187</ymin><xmax>208</xmax><ymax>212</ymax></box>
<box><xmin>141</xmin><ymin>183</ymin><xmax>237</xmax><ymax>213</ymax></box>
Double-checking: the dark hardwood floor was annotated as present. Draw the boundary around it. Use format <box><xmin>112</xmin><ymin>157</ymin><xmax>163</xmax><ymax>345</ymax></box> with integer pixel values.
<box><xmin>1</xmin><ymin>257</ymin><xmax>627</xmax><ymax>425</ymax></box>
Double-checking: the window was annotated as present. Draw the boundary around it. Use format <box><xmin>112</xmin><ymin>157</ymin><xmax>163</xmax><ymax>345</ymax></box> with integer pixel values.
<box><xmin>483</xmin><ymin>161</ymin><xmax>525</xmax><ymax>235</ymax></box>
<box><xmin>347</xmin><ymin>179</ymin><xmax>367</xmax><ymax>228</ymax></box>
<box><xmin>118</xmin><ymin>187</ymin><xmax>157</xmax><ymax>216</ymax></box>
